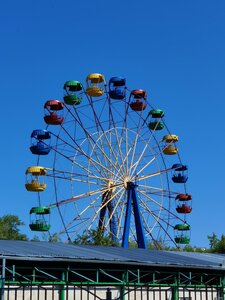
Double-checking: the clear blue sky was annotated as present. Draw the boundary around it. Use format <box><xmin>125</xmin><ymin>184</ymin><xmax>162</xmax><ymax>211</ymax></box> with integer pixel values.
<box><xmin>1</xmin><ymin>0</ymin><xmax>225</xmax><ymax>247</ymax></box>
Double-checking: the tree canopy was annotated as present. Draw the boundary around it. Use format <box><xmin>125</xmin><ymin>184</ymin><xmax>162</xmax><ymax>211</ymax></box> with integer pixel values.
<box><xmin>73</xmin><ymin>229</ymin><xmax>118</xmax><ymax>246</ymax></box>
<box><xmin>207</xmin><ymin>233</ymin><xmax>225</xmax><ymax>253</ymax></box>
<box><xmin>0</xmin><ymin>214</ymin><xmax>225</xmax><ymax>254</ymax></box>
<box><xmin>0</xmin><ymin>215</ymin><xmax>28</xmax><ymax>240</ymax></box>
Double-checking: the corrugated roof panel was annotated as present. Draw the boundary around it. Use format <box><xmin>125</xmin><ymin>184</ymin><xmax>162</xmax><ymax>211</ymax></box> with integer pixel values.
<box><xmin>0</xmin><ymin>240</ymin><xmax>224</xmax><ymax>270</ymax></box>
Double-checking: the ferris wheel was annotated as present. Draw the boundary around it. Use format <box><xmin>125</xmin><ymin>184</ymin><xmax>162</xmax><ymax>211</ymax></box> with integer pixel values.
<box><xmin>26</xmin><ymin>73</ymin><xmax>192</xmax><ymax>248</ymax></box>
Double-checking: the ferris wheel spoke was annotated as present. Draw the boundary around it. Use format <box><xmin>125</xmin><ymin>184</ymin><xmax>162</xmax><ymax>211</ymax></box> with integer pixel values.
<box><xmin>84</xmin><ymin>93</ymin><xmax>117</xmax><ymax>158</ymax></box>
<box><xmin>47</xmin><ymin>173</ymin><xmax>105</xmax><ymax>186</ymax></box>
<box><xmin>49</xmin><ymin>169</ymin><xmax>172</xmax><ymax>208</ymax></box>
<box><xmin>60</xmin><ymin>188</ymin><xmax>126</xmax><ymax>238</ymax></box>
<box><xmin>114</xmin><ymin>190</ymin><xmax>126</xmax><ymax>239</ymax></box>
<box><xmin>59</xmin><ymin>194</ymin><xmax>102</xmax><ymax>238</ymax></box>
<box><xmin>52</xmin><ymin>131</ymin><xmax>122</xmax><ymax>181</ymax></box>
<box><xmin>92</xmin><ymin>132</ymin><xmax>125</xmax><ymax>180</ymax></box>
<box><xmin>67</xmin><ymin>106</ymin><xmax>125</xmax><ymax>179</ymax></box>
<box><xmin>112</xmin><ymin>125</ymin><xmax>152</xmax><ymax>178</ymax></box>
<box><xmin>141</xmin><ymin>195</ymin><xmax>173</xmax><ymax>239</ymax></box>
<box><xmin>113</xmin><ymin>146</ymin><xmax>133</xmax><ymax>181</ymax></box>
<box><xmin>98</xmin><ymin>130</ymin><xmax>129</xmax><ymax>177</ymax></box>
<box><xmin>113</xmin><ymin>126</ymin><xmax>145</xmax><ymax>177</ymax></box>
<box><xmin>107</xmin><ymin>128</ymin><xmax>131</xmax><ymax>177</ymax></box>
<box><xmin>117</xmin><ymin>128</ymin><xmax>131</xmax><ymax>172</ymax></box>
<box><xmin>133</xmin><ymin>106</ymin><xmax>147</xmax><ymax>137</ymax></box>
<box><xmin>140</xmin><ymin>200</ymin><xmax>177</xmax><ymax>247</ymax></box>
<box><xmin>50</xmin><ymin>130</ymin><xmax>109</xmax><ymax>178</ymax></box>
<box><xmin>92</xmin><ymin>186</ymin><xmax>124</xmax><ymax>224</ymax></box>
<box><xmin>134</xmin><ymin>167</ymin><xmax>173</xmax><ymax>186</ymax></box>
<box><xmin>47</xmin><ymin>168</ymin><xmax>109</xmax><ymax>182</ymax></box>
<box><xmin>105</xmin><ymin>90</ymin><xmax>117</xmax><ymax>130</ymax></box>
<box><xmin>140</xmin><ymin>207</ymin><xmax>174</xmax><ymax>249</ymax></box>
<box><xmin>48</xmin><ymin>181</ymin><xmax>126</xmax><ymax>208</ymax></box>
<box><xmin>132</xmin><ymin>149</ymin><xmax>167</xmax><ymax>179</ymax></box>
<box><xmin>108</xmin><ymin>127</ymin><xmax>128</xmax><ymax>176</ymax></box>
<box><xmin>138</xmin><ymin>188</ymin><xmax>185</xmax><ymax>223</ymax></box>
<box><xmin>138</xmin><ymin>185</ymin><xmax>179</xmax><ymax>198</ymax></box>
<box><xmin>84</xmin><ymin>93</ymin><xmax>104</xmax><ymax>133</ymax></box>
<box><xmin>100</xmin><ymin>187</ymin><xmax>125</xmax><ymax>231</ymax></box>
<box><xmin>80</xmin><ymin>188</ymin><xmax>124</xmax><ymax>237</ymax></box>
<box><xmin>129</xmin><ymin>136</ymin><xmax>163</xmax><ymax>178</ymax></box>
<box><xmin>129</xmin><ymin>124</ymin><xmax>157</xmax><ymax>176</ymax></box>
<box><xmin>128</xmin><ymin>130</ymin><xmax>147</xmax><ymax>175</ymax></box>
<box><xmin>50</xmin><ymin>147</ymin><xmax>105</xmax><ymax>184</ymax></box>
<box><xmin>57</xmin><ymin>106</ymin><xmax>117</xmax><ymax>178</ymax></box>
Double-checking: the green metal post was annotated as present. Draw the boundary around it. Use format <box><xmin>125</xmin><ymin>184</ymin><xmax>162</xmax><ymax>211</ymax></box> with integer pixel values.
<box><xmin>0</xmin><ymin>258</ymin><xmax>6</xmax><ymax>300</ymax></box>
<box><xmin>120</xmin><ymin>271</ymin><xmax>127</xmax><ymax>300</ymax></box>
<box><xmin>172</xmin><ymin>275</ymin><xmax>179</xmax><ymax>300</ymax></box>
<box><xmin>59</xmin><ymin>272</ymin><xmax>65</xmax><ymax>300</ymax></box>
<box><xmin>172</xmin><ymin>285</ymin><xmax>179</xmax><ymax>300</ymax></box>
<box><xmin>120</xmin><ymin>286</ymin><xmax>126</xmax><ymax>300</ymax></box>
<box><xmin>220</xmin><ymin>274</ymin><xmax>225</xmax><ymax>300</ymax></box>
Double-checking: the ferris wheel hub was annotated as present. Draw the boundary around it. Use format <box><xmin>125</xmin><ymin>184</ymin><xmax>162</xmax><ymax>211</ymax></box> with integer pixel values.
<box><xmin>123</xmin><ymin>176</ymin><xmax>133</xmax><ymax>190</ymax></box>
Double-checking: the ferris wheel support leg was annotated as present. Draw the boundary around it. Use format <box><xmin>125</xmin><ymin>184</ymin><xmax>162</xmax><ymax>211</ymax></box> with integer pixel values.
<box><xmin>98</xmin><ymin>191</ymin><xmax>108</xmax><ymax>231</ymax></box>
<box><xmin>98</xmin><ymin>191</ymin><xmax>118</xmax><ymax>243</ymax></box>
<box><xmin>108</xmin><ymin>202</ymin><xmax>118</xmax><ymax>243</ymax></box>
<box><xmin>122</xmin><ymin>188</ymin><xmax>132</xmax><ymax>248</ymax></box>
<box><xmin>131</xmin><ymin>183</ymin><xmax>147</xmax><ymax>249</ymax></box>
<box><xmin>98</xmin><ymin>206</ymin><xmax>106</xmax><ymax>231</ymax></box>
<box><xmin>122</xmin><ymin>183</ymin><xmax>147</xmax><ymax>249</ymax></box>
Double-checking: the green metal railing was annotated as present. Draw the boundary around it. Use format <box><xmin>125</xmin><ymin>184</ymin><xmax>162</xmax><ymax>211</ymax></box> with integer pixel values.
<box><xmin>1</xmin><ymin>258</ymin><xmax>225</xmax><ymax>300</ymax></box>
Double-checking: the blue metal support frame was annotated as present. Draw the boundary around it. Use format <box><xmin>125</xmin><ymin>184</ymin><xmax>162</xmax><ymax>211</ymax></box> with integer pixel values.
<box><xmin>122</xmin><ymin>182</ymin><xmax>147</xmax><ymax>249</ymax></box>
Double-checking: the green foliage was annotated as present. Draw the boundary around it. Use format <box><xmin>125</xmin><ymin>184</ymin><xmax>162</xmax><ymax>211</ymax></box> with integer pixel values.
<box><xmin>49</xmin><ymin>233</ymin><xmax>61</xmax><ymax>242</ymax></box>
<box><xmin>0</xmin><ymin>215</ymin><xmax>28</xmax><ymax>240</ymax></box>
<box><xmin>1</xmin><ymin>212</ymin><xmax>224</xmax><ymax>253</ymax></box>
<box><xmin>207</xmin><ymin>232</ymin><xmax>219</xmax><ymax>250</ymax></box>
<box><xmin>182</xmin><ymin>245</ymin><xmax>207</xmax><ymax>253</ymax></box>
<box><xmin>206</xmin><ymin>233</ymin><xmax>225</xmax><ymax>253</ymax></box>
<box><xmin>74</xmin><ymin>229</ymin><xmax>118</xmax><ymax>246</ymax></box>
<box><xmin>30</xmin><ymin>235</ymin><xmax>40</xmax><ymax>242</ymax></box>
<box><xmin>213</xmin><ymin>234</ymin><xmax>225</xmax><ymax>253</ymax></box>
<box><xmin>40</xmin><ymin>232</ymin><xmax>61</xmax><ymax>242</ymax></box>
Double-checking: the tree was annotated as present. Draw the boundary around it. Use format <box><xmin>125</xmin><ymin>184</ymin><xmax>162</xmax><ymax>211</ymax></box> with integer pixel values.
<box><xmin>0</xmin><ymin>215</ymin><xmax>28</xmax><ymax>240</ymax></box>
<box><xmin>73</xmin><ymin>229</ymin><xmax>118</xmax><ymax>246</ymax></box>
<box><xmin>30</xmin><ymin>235</ymin><xmax>40</xmax><ymax>242</ymax></box>
<box><xmin>207</xmin><ymin>232</ymin><xmax>219</xmax><ymax>250</ymax></box>
<box><xmin>48</xmin><ymin>233</ymin><xmax>61</xmax><ymax>242</ymax></box>
<box><xmin>214</xmin><ymin>235</ymin><xmax>225</xmax><ymax>253</ymax></box>
<box><xmin>40</xmin><ymin>232</ymin><xmax>61</xmax><ymax>242</ymax></box>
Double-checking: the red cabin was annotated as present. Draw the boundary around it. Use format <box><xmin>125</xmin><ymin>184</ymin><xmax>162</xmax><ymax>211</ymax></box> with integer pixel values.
<box><xmin>44</xmin><ymin>100</ymin><xmax>64</xmax><ymax>125</ymax></box>
<box><xmin>176</xmin><ymin>204</ymin><xmax>192</xmax><ymax>214</ymax></box>
<box><xmin>175</xmin><ymin>194</ymin><xmax>192</xmax><ymax>201</ymax></box>
<box><xmin>129</xmin><ymin>89</ymin><xmax>147</xmax><ymax>111</ymax></box>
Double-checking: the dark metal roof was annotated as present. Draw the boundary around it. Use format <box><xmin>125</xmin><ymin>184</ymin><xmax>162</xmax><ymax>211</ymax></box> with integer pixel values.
<box><xmin>0</xmin><ymin>240</ymin><xmax>225</xmax><ymax>270</ymax></box>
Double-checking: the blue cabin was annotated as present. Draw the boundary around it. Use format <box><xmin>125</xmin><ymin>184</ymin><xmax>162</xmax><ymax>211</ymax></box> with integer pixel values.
<box><xmin>30</xmin><ymin>129</ymin><xmax>51</xmax><ymax>155</ymax></box>
<box><xmin>172</xmin><ymin>164</ymin><xmax>188</xmax><ymax>183</ymax></box>
<box><xmin>108</xmin><ymin>77</ymin><xmax>126</xmax><ymax>100</ymax></box>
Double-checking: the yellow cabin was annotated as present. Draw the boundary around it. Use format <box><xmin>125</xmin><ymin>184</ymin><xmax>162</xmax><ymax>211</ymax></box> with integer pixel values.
<box><xmin>86</xmin><ymin>73</ymin><xmax>105</xmax><ymax>97</ymax></box>
<box><xmin>162</xmin><ymin>134</ymin><xmax>178</xmax><ymax>155</ymax></box>
<box><xmin>25</xmin><ymin>166</ymin><xmax>47</xmax><ymax>192</ymax></box>
<box><xmin>162</xmin><ymin>134</ymin><xmax>179</xmax><ymax>143</ymax></box>
<box><xmin>163</xmin><ymin>145</ymin><xmax>179</xmax><ymax>155</ymax></box>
